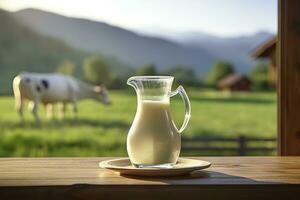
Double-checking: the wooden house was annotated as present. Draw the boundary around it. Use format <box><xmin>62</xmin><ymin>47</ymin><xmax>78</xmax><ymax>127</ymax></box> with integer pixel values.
<box><xmin>218</xmin><ymin>74</ymin><xmax>251</xmax><ymax>91</ymax></box>
<box><xmin>250</xmin><ymin>36</ymin><xmax>277</xmax><ymax>86</ymax></box>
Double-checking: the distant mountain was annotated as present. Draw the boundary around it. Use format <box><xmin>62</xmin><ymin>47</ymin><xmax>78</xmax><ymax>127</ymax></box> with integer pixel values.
<box><xmin>158</xmin><ymin>31</ymin><xmax>275</xmax><ymax>72</ymax></box>
<box><xmin>0</xmin><ymin>9</ymin><xmax>88</xmax><ymax>94</ymax></box>
<box><xmin>13</xmin><ymin>9</ymin><xmax>215</xmax><ymax>74</ymax></box>
<box><xmin>8</xmin><ymin>8</ymin><xmax>274</xmax><ymax>78</ymax></box>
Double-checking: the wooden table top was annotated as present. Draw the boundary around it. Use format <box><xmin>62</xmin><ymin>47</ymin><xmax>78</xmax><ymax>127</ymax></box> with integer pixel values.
<box><xmin>0</xmin><ymin>156</ymin><xmax>300</xmax><ymax>186</ymax></box>
<box><xmin>1</xmin><ymin>157</ymin><xmax>300</xmax><ymax>200</ymax></box>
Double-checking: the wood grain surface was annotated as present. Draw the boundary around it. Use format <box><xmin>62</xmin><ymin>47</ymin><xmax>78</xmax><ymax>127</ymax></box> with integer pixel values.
<box><xmin>0</xmin><ymin>157</ymin><xmax>300</xmax><ymax>200</ymax></box>
<box><xmin>278</xmin><ymin>0</ymin><xmax>300</xmax><ymax>155</ymax></box>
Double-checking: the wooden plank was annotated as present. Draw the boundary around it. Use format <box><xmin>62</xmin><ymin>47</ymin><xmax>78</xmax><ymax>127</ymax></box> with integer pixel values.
<box><xmin>244</xmin><ymin>137</ymin><xmax>276</xmax><ymax>142</ymax></box>
<box><xmin>0</xmin><ymin>185</ymin><xmax>300</xmax><ymax>200</ymax></box>
<box><xmin>1</xmin><ymin>185</ymin><xmax>300</xmax><ymax>200</ymax></box>
<box><xmin>182</xmin><ymin>137</ymin><xmax>239</xmax><ymax>142</ymax></box>
<box><xmin>0</xmin><ymin>157</ymin><xmax>299</xmax><ymax>186</ymax></box>
<box><xmin>182</xmin><ymin>147</ymin><xmax>239</xmax><ymax>151</ymax></box>
<box><xmin>0</xmin><ymin>157</ymin><xmax>299</xmax><ymax>199</ymax></box>
<box><xmin>182</xmin><ymin>147</ymin><xmax>275</xmax><ymax>152</ymax></box>
<box><xmin>244</xmin><ymin>147</ymin><xmax>276</xmax><ymax>152</ymax></box>
<box><xmin>182</xmin><ymin>137</ymin><xmax>276</xmax><ymax>142</ymax></box>
<box><xmin>278</xmin><ymin>0</ymin><xmax>300</xmax><ymax>155</ymax></box>
<box><xmin>0</xmin><ymin>157</ymin><xmax>300</xmax><ymax>200</ymax></box>
<box><xmin>182</xmin><ymin>136</ymin><xmax>276</xmax><ymax>155</ymax></box>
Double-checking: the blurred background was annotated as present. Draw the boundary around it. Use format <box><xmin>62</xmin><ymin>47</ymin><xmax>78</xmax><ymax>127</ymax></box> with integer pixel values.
<box><xmin>0</xmin><ymin>0</ymin><xmax>277</xmax><ymax>156</ymax></box>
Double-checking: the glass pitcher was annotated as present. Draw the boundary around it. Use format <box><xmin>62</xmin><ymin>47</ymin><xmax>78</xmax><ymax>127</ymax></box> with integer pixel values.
<box><xmin>127</xmin><ymin>76</ymin><xmax>191</xmax><ymax>168</ymax></box>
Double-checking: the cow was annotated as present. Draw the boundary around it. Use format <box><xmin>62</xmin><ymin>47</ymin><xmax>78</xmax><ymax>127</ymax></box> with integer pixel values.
<box><xmin>13</xmin><ymin>72</ymin><xmax>111</xmax><ymax>122</ymax></box>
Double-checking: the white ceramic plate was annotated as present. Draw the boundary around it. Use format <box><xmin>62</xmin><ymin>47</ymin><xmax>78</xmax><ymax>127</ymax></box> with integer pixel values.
<box><xmin>99</xmin><ymin>158</ymin><xmax>211</xmax><ymax>177</ymax></box>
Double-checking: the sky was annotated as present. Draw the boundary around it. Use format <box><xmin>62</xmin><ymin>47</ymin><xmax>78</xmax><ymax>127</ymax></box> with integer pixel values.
<box><xmin>0</xmin><ymin>0</ymin><xmax>277</xmax><ymax>37</ymax></box>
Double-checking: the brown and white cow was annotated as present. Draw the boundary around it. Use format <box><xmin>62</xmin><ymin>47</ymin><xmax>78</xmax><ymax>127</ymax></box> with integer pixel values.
<box><xmin>13</xmin><ymin>73</ymin><xmax>111</xmax><ymax>122</ymax></box>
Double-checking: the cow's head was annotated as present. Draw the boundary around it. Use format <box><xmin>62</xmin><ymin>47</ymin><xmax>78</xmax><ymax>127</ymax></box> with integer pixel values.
<box><xmin>94</xmin><ymin>85</ymin><xmax>111</xmax><ymax>105</ymax></box>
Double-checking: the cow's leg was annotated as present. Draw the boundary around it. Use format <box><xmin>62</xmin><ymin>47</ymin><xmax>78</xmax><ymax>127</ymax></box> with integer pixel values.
<box><xmin>13</xmin><ymin>76</ymin><xmax>24</xmax><ymax>121</ymax></box>
<box><xmin>46</xmin><ymin>104</ymin><xmax>54</xmax><ymax>119</ymax></box>
<box><xmin>72</xmin><ymin>101</ymin><xmax>78</xmax><ymax>119</ymax></box>
<box><xmin>29</xmin><ymin>100</ymin><xmax>40</xmax><ymax>123</ymax></box>
<box><xmin>58</xmin><ymin>103</ymin><xmax>66</xmax><ymax>119</ymax></box>
<box><xmin>15</xmin><ymin>96</ymin><xmax>24</xmax><ymax>121</ymax></box>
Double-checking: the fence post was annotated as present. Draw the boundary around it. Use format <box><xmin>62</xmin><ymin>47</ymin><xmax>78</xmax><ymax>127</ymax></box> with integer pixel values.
<box><xmin>238</xmin><ymin>136</ymin><xmax>246</xmax><ymax>156</ymax></box>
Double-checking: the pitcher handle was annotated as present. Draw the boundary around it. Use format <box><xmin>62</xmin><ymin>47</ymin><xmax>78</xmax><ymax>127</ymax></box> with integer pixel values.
<box><xmin>169</xmin><ymin>86</ymin><xmax>191</xmax><ymax>133</ymax></box>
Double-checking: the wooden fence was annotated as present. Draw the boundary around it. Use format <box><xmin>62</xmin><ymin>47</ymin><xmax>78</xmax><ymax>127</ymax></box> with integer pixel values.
<box><xmin>182</xmin><ymin>136</ymin><xmax>277</xmax><ymax>156</ymax></box>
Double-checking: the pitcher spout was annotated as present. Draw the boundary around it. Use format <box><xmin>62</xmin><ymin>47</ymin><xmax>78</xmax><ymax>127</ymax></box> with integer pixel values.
<box><xmin>127</xmin><ymin>77</ymin><xmax>138</xmax><ymax>90</ymax></box>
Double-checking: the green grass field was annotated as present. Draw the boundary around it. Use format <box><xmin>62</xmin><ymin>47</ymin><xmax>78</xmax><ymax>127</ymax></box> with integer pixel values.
<box><xmin>0</xmin><ymin>89</ymin><xmax>276</xmax><ymax>156</ymax></box>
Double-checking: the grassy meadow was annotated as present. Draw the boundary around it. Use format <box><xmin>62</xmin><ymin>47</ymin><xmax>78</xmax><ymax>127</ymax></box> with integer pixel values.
<box><xmin>0</xmin><ymin>89</ymin><xmax>276</xmax><ymax>157</ymax></box>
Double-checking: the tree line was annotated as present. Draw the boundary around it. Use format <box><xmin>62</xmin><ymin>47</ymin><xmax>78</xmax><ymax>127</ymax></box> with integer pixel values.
<box><xmin>57</xmin><ymin>56</ymin><xmax>272</xmax><ymax>91</ymax></box>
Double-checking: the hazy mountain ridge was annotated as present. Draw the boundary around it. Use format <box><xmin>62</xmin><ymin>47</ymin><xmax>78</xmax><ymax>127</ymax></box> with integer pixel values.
<box><xmin>2</xmin><ymin>8</ymin><xmax>274</xmax><ymax>77</ymax></box>
<box><xmin>164</xmin><ymin>31</ymin><xmax>274</xmax><ymax>72</ymax></box>
<box><xmin>0</xmin><ymin>9</ymin><xmax>135</xmax><ymax>94</ymax></box>
<box><xmin>13</xmin><ymin>8</ymin><xmax>215</xmax><ymax>74</ymax></box>
<box><xmin>0</xmin><ymin>9</ymin><xmax>88</xmax><ymax>93</ymax></box>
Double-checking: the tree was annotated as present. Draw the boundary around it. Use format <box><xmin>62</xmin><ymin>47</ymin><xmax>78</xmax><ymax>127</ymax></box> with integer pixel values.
<box><xmin>83</xmin><ymin>56</ymin><xmax>112</xmax><ymax>85</ymax></box>
<box><xmin>206</xmin><ymin>61</ymin><xmax>235</xmax><ymax>86</ymax></box>
<box><xmin>250</xmin><ymin>62</ymin><xmax>270</xmax><ymax>91</ymax></box>
<box><xmin>164</xmin><ymin>65</ymin><xmax>199</xmax><ymax>86</ymax></box>
<box><xmin>56</xmin><ymin>60</ymin><xmax>76</xmax><ymax>75</ymax></box>
<box><xmin>136</xmin><ymin>63</ymin><xmax>157</xmax><ymax>76</ymax></box>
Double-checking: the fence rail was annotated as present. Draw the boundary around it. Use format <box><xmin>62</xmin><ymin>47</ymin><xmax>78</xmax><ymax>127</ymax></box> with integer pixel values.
<box><xmin>182</xmin><ymin>136</ymin><xmax>277</xmax><ymax>156</ymax></box>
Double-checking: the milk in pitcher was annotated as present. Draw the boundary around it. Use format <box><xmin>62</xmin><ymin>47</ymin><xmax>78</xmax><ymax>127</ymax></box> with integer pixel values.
<box><xmin>127</xmin><ymin>99</ymin><xmax>180</xmax><ymax>166</ymax></box>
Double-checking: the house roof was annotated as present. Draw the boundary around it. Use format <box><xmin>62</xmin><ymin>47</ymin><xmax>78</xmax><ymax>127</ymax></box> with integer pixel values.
<box><xmin>218</xmin><ymin>74</ymin><xmax>250</xmax><ymax>88</ymax></box>
<box><xmin>250</xmin><ymin>36</ymin><xmax>277</xmax><ymax>59</ymax></box>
